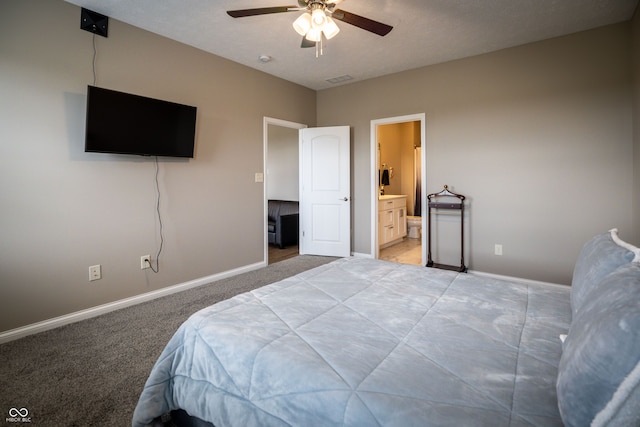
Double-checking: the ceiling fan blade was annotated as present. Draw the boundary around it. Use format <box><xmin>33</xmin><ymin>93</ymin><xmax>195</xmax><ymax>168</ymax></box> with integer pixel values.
<box><xmin>301</xmin><ymin>37</ymin><xmax>316</xmax><ymax>48</ymax></box>
<box><xmin>227</xmin><ymin>6</ymin><xmax>297</xmax><ymax>18</ymax></box>
<box><xmin>332</xmin><ymin>9</ymin><xmax>393</xmax><ymax>36</ymax></box>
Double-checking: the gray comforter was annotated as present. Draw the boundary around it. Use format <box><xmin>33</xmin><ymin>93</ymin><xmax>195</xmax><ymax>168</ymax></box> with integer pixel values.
<box><xmin>132</xmin><ymin>257</ymin><xmax>571</xmax><ymax>426</ymax></box>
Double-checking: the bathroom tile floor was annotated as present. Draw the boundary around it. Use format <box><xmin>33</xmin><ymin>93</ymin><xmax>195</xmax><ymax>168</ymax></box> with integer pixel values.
<box><xmin>379</xmin><ymin>238</ymin><xmax>422</xmax><ymax>266</ymax></box>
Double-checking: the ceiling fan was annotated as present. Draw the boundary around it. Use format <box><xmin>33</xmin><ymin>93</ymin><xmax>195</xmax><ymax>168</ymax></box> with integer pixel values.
<box><xmin>227</xmin><ymin>0</ymin><xmax>393</xmax><ymax>55</ymax></box>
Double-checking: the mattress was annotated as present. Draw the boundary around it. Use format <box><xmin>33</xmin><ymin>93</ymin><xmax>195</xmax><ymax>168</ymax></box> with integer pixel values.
<box><xmin>132</xmin><ymin>257</ymin><xmax>571</xmax><ymax>426</ymax></box>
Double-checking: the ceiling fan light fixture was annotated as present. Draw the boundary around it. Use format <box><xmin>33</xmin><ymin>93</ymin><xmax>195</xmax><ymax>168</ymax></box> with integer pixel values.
<box><xmin>293</xmin><ymin>13</ymin><xmax>312</xmax><ymax>36</ymax></box>
<box><xmin>310</xmin><ymin>8</ymin><xmax>327</xmax><ymax>28</ymax></box>
<box><xmin>305</xmin><ymin>27</ymin><xmax>322</xmax><ymax>42</ymax></box>
<box><xmin>322</xmin><ymin>16</ymin><xmax>340</xmax><ymax>39</ymax></box>
<box><xmin>289</xmin><ymin>1</ymin><xmax>350</xmax><ymax>56</ymax></box>
<box><xmin>228</xmin><ymin>1</ymin><xmax>395</xmax><ymax>58</ymax></box>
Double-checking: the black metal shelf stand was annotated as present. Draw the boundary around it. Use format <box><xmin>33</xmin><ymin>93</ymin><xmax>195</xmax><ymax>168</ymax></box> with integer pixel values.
<box><xmin>426</xmin><ymin>185</ymin><xmax>467</xmax><ymax>272</ymax></box>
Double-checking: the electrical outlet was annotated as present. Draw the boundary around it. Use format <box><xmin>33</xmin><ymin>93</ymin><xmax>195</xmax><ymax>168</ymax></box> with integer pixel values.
<box><xmin>255</xmin><ymin>172</ymin><xmax>264</xmax><ymax>183</ymax></box>
<box><xmin>89</xmin><ymin>264</ymin><xmax>101</xmax><ymax>281</ymax></box>
<box><xmin>141</xmin><ymin>255</ymin><xmax>151</xmax><ymax>270</ymax></box>
<box><xmin>494</xmin><ymin>244</ymin><xmax>503</xmax><ymax>256</ymax></box>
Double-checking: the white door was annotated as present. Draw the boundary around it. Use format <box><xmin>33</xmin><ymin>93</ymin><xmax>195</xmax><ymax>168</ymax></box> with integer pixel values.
<box><xmin>299</xmin><ymin>126</ymin><xmax>351</xmax><ymax>257</ymax></box>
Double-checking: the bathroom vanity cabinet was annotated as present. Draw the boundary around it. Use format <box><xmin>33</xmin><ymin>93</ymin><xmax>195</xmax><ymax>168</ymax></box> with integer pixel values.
<box><xmin>378</xmin><ymin>195</ymin><xmax>407</xmax><ymax>248</ymax></box>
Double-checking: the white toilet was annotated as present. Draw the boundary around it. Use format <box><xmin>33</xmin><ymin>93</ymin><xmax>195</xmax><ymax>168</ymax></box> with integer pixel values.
<box><xmin>407</xmin><ymin>216</ymin><xmax>422</xmax><ymax>239</ymax></box>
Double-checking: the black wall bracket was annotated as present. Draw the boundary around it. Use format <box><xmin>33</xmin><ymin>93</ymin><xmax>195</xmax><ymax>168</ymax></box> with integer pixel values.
<box><xmin>81</xmin><ymin>8</ymin><xmax>108</xmax><ymax>38</ymax></box>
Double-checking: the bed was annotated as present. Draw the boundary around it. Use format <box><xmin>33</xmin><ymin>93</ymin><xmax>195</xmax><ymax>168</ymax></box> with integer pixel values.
<box><xmin>132</xmin><ymin>229</ymin><xmax>640</xmax><ymax>427</ymax></box>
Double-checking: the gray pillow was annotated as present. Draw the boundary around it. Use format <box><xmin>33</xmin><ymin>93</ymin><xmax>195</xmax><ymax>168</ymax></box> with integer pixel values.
<box><xmin>570</xmin><ymin>229</ymin><xmax>636</xmax><ymax>316</ymax></box>
<box><xmin>557</xmin><ymin>261</ymin><xmax>640</xmax><ymax>427</ymax></box>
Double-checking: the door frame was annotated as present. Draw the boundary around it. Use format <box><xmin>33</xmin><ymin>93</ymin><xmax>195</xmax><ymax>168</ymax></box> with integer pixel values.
<box><xmin>370</xmin><ymin>113</ymin><xmax>426</xmax><ymax>264</ymax></box>
<box><xmin>263</xmin><ymin>117</ymin><xmax>307</xmax><ymax>264</ymax></box>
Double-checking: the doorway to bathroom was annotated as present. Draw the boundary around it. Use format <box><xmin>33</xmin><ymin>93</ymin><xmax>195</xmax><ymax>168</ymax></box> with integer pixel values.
<box><xmin>370</xmin><ymin>114</ymin><xmax>426</xmax><ymax>266</ymax></box>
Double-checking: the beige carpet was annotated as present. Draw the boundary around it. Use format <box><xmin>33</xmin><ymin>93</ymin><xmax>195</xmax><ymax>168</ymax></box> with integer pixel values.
<box><xmin>0</xmin><ymin>255</ymin><xmax>337</xmax><ymax>427</ymax></box>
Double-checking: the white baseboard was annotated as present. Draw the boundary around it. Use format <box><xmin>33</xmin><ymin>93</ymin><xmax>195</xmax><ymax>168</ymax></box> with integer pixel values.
<box><xmin>1</xmin><ymin>260</ymin><xmax>567</xmax><ymax>344</ymax></box>
<box><xmin>350</xmin><ymin>254</ymin><xmax>566</xmax><ymax>287</ymax></box>
<box><xmin>0</xmin><ymin>261</ymin><xmax>266</xmax><ymax>344</ymax></box>
<box><xmin>468</xmin><ymin>269</ymin><xmax>567</xmax><ymax>288</ymax></box>
<box><xmin>351</xmin><ymin>252</ymin><xmax>373</xmax><ymax>258</ymax></box>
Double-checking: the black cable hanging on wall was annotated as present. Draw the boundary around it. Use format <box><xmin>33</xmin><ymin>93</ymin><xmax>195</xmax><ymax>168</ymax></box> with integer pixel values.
<box><xmin>81</xmin><ymin>7</ymin><xmax>107</xmax><ymax>84</ymax></box>
<box><xmin>81</xmin><ymin>8</ymin><xmax>108</xmax><ymax>86</ymax></box>
<box><xmin>92</xmin><ymin>34</ymin><xmax>97</xmax><ymax>85</ymax></box>
<box><xmin>81</xmin><ymin>8</ymin><xmax>163</xmax><ymax>273</ymax></box>
<box><xmin>148</xmin><ymin>156</ymin><xmax>164</xmax><ymax>274</ymax></box>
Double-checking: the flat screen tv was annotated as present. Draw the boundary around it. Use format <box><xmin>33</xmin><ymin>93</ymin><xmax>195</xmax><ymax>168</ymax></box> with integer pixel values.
<box><xmin>85</xmin><ymin>85</ymin><xmax>197</xmax><ymax>158</ymax></box>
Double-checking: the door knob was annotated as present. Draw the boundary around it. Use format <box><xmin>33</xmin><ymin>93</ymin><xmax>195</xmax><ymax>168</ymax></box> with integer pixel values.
<box><xmin>340</xmin><ymin>197</ymin><xmax>349</xmax><ymax>201</ymax></box>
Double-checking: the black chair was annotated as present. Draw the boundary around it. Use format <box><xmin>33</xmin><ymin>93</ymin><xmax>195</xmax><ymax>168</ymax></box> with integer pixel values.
<box><xmin>267</xmin><ymin>200</ymin><xmax>299</xmax><ymax>249</ymax></box>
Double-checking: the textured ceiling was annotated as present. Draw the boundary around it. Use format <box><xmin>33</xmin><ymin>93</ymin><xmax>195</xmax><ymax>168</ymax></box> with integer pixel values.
<box><xmin>65</xmin><ymin>0</ymin><xmax>638</xmax><ymax>90</ymax></box>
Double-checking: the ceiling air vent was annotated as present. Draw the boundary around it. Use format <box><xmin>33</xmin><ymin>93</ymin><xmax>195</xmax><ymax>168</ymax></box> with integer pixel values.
<box><xmin>326</xmin><ymin>75</ymin><xmax>354</xmax><ymax>84</ymax></box>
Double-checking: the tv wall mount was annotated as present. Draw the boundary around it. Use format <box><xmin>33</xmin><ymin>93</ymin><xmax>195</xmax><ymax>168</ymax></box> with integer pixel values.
<box><xmin>81</xmin><ymin>8</ymin><xmax>109</xmax><ymax>38</ymax></box>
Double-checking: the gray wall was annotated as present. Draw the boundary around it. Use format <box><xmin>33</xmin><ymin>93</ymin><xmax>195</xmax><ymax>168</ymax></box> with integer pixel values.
<box><xmin>318</xmin><ymin>23</ymin><xmax>636</xmax><ymax>284</ymax></box>
<box><xmin>0</xmin><ymin>0</ymin><xmax>316</xmax><ymax>332</ymax></box>
<box><xmin>266</xmin><ymin>125</ymin><xmax>299</xmax><ymax>201</ymax></box>
<box><xmin>1</xmin><ymin>0</ymin><xmax>638</xmax><ymax>333</ymax></box>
